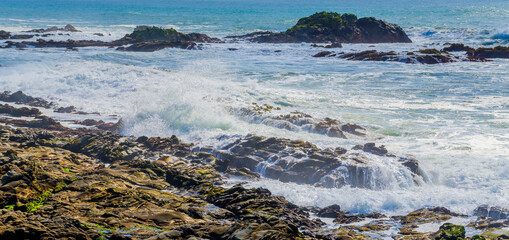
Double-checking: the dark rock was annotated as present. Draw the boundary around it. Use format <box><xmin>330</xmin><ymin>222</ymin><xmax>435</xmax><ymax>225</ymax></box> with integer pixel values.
<box><xmin>474</xmin><ymin>205</ymin><xmax>509</xmax><ymax>220</ymax></box>
<box><xmin>313</xmin><ymin>51</ymin><xmax>333</xmax><ymax>57</ymax></box>
<box><xmin>55</xmin><ymin>106</ymin><xmax>77</xmax><ymax>113</ymax></box>
<box><xmin>435</xmin><ymin>223</ymin><xmax>465</xmax><ymax>240</ymax></box>
<box><xmin>468</xmin><ymin>46</ymin><xmax>509</xmax><ymax>59</ymax></box>
<box><xmin>9</xmin><ymin>34</ymin><xmax>34</xmax><ymax>40</ymax></box>
<box><xmin>93</xmin><ymin>33</ymin><xmax>104</xmax><ymax>37</ymax></box>
<box><xmin>353</xmin><ymin>143</ymin><xmax>388</xmax><ymax>156</ymax></box>
<box><xmin>25</xmin><ymin>24</ymin><xmax>80</xmax><ymax>33</ymax></box>
<box><xmin>317</xmin><ymin>204</ymin><xmax>343</xmax><ymax>218</ymax></box>
<box><xmin>334</xmin><ymin>49</ymin><xmax>460</xmax><ymax>64</ymax></box>
<box><xmin>0</xmin><ymin>104</ymin><xmax>41</xmax><ymax>117</ymax></box>
<box><xmin>443</xmin><ymin>43</ymin><xmax>474</xmax><ymax>52</ymax></box>
<box><xmin>0</xmin><ymin>91</ymin><xmax>53</xmax><ymax>108</ymax></box>
<box><xmin>117</xmin><ymin>40</ymin><xmax>197</xmax><ymax>52</ymax></box>
<box><xmin>121</xmin><ymin>26</ymin><xmax>221</xmax><ymax>43</ymax></box>
<box><xmin>233</xmin><ymin>12</ymin><xmax>411</xmax><ymax>43</ymax></box>
<box><xmin>0</xmin><ymin>30</ymin><xmax>11</xmax><ymax>39</ymax></box>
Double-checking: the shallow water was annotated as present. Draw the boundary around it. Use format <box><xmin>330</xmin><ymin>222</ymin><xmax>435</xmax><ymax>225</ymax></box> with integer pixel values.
<box><xmin>0</xmin><ymin>0</ymin><xmax>508</xmax><ymax>216</ymax></box>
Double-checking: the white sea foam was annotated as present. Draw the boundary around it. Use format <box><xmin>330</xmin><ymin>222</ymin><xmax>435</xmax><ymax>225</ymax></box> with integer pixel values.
<box><xmin>0</xmin><ymin>34</ymin><xmax>507</xmax><ymax>216</ymax></box>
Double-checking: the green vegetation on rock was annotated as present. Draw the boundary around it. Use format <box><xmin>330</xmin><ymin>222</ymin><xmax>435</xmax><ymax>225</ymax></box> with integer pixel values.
<box><xmin>126</xmin><ymin>26</ymin><xmax>181</xmax><ymax>41</ymax></box>
<box><xmin>436</xmin><ymin>223</ymin><xmax>466</xmax><ymax>240</ymax></box>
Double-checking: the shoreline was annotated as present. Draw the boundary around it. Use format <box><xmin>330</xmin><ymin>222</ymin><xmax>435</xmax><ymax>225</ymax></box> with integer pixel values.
<box><xmin>0</xmin><ymin>91</ymin><xmax>507</xmax><ymax>239</ymax></box>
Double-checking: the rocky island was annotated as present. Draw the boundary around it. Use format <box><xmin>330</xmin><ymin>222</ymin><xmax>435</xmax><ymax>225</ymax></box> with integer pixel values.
<box><xmin>228</xmin><ymin>12</ymin><xmax>412</xmax><ymax>43</ymax></box>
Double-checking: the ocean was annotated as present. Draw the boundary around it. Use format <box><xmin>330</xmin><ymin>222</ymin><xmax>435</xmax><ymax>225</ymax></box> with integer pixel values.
<box><xmin>0</xmin><ymin>0</ymin><xmax>508</xmax><ymax>216</ymax></box>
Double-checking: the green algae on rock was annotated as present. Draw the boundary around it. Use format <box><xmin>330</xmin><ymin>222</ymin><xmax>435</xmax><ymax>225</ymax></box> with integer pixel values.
<box><xmin>230</xmin><ymin>11</ymin><xmax>412</xmax><ymax>43</ymax></box>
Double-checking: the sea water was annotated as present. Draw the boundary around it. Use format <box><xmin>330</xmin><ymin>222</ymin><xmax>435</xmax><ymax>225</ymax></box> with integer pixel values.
<box><xmin>0</xmin><ymin>0</ymin><xmax>508</xmax><ymax>216</ymax></box>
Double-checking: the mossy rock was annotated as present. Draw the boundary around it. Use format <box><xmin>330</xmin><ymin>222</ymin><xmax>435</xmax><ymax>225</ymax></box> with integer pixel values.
<box><xmin>436</xmin><ymin>223</ymin><xmax>465</xmax><ymax>240</ymax></box>
<box><xmin>127</xmin><ymin>27</ymin><xmax>181</xmax><ymax>41</ymax></box>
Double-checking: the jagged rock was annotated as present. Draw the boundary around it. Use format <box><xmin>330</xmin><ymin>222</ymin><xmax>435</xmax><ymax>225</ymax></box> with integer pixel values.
<box><xmin>0</xmin><ymin>91</ymin><xmax>53</xmax><ymax>108</ymax></box>
<box><xmin>235</xmin><ymin>105</ymin><xmax>365</xmax><ymax>138</ymax></box>
<box><xmin>214</xmin><ymin>135</ymin><xmax>422</xmax><ymax>189</ymax></box>
<box><xmin>474</xmin><ymin>205</ymin><xmax>509</xmax><ymax>220</ymax></box>
<box><xmin>230</xmin><ymin>12</ymin><xmax>411</xmax><ymax>43</ymax></box>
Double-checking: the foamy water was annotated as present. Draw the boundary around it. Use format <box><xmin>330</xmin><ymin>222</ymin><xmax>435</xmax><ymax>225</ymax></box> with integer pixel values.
<box><xmin>0</xmin><ymin>0</ymin><xmax>508</xmax><ymax>216</ymax></box>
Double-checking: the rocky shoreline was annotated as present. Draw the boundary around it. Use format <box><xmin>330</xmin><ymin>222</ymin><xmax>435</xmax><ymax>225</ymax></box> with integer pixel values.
<box><xmin>313</xmin><ymin>44</ymin><xmax>509</xmax><ymax>64</ymax></box>
<box><xmin>0</xmin><ymin>91</ymin><xmax>508</xmax><ymax>239</ymax></box>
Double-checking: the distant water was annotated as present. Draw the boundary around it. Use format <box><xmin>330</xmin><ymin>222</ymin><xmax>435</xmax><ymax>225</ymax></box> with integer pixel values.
<box><xmin>0</xmin><ymin>0</ymin><xmax>508</xmax><ymax>216</ymax></box>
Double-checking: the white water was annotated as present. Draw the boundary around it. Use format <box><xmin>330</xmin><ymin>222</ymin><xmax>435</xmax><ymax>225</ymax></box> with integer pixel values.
<box><xmin>1</xmin><ymin>20</ymin><xmax>508</xmax><ymax>216</ymax></box>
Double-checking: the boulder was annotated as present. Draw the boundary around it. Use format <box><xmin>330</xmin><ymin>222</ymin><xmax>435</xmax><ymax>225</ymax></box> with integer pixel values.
<box><xmin>0</xmin><ymin>30</ymin><xmax>11</xmax><ymax>39</ymax></box>
<box><xmin>232</xmin><ymin>12</ymin><xmax>411</xmax><ymax>43</ymax></box>
<box><xmin>474</xmin><ymin>205</ymin><xmax>509</xmax><ymax>220</ymax></box>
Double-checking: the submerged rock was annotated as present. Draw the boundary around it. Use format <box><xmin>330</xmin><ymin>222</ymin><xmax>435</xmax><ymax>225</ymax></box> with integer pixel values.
<box><xmin>230</xmin><ymin>11</ymin><xmax>412</xmax><ymax>43</ymax></box>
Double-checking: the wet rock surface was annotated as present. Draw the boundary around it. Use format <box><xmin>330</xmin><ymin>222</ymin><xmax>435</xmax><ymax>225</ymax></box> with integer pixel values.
<box><xmin>314</xmin><ymin>45</ymin><xmax>508</xmax><ymax>64</ymax></box>
<box><xmin>229</xmin><ymin>11</ymin><xmax>411</xmax><ymax>43</ymax></box>
<box><xmin>234</xmin><ymin>103</ymin><xmax>366</xmax><ymax>138</ymax></box>
<box><xmin>1</xmin><ymin>26</ymin><xmax>220</xmax><ymax>52</ymax></box>
<box><xmin>0</xmin><ymin>93</ymin><xmax>507</xmax><ymax>240</ymax></box>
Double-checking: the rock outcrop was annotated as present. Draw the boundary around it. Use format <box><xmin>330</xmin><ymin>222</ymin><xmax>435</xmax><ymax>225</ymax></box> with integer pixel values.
<box><xmin>233</xmin><ymin>103</ymin><xmax>366</xmax><ymax>138</ymax></box>
<box><xmin>0</xmin><ymin>30</ymin><xmax>10</xmax><ymax>40</ymax></box>
<box><xmin>212</xmin><ymin>135</ymin><xmax>423</xmax><ymax>189</ymax></box>
<box><xmin>229</xmin><ymin>11</ymin><xmax>412</xmax><ymax>43</ymax></box>
<box><xmin>0</xmin><ymin>94</ymin><xmax>508</xmax><ymax>239</ymax></box>
<box><xmin>25</xmin><ymin>24</ymin><xmax>80</xmax><ymax>33</ymax></box>
<box><xmin>468</xmin><ymin>46</ymin><xmax>509</xmax><ymax>59</ymax></box>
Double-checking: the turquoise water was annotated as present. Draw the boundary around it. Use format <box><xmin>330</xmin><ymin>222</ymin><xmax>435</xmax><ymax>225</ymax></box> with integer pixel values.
<box><xmin>0</xmin><ymin>0</ymin><xmax>508</xmax><ymax>215</ymax></box>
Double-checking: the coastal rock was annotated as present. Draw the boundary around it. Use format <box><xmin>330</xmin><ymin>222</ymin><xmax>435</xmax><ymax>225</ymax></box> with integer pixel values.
<box><xmin>0</xmin><ymin>104</ymin><xmax>41</xmax><ymax>117</ymax></box>
<box><xmin>117</xmin><ymin>40</ymin><xmax>198</xmax><ymax>52</ymax></box>
<box><xmin>316</xmin><ymin>204</ymin><xmax>343</xmax><ymax>218</ymax></box>
<box><xmin>0</xmin><ymin>91</ymin><xmax>53</xmax><ymax>108</ymax></box>
<box><xmin>25</xmin><ymin>24</ymin><xmax>80</xmax><ymax>33</ymax></box>
<box><xmin>120</xmin><ymin>26</ymin><xmax>221</xmax><ymax>43</ymax></box>
<box><xmin>9</xmin><ymin>34</ymin><xmax>34</xmax><ymax>40</ymax></box>
<box><xmin>468</xmin><ymin>46</ymin><xmax>509</xmax><ymax>59</ymax></box>
<box><xmin>214</xmin><ymin>135</ymin><xmax>423</xmax><ymax>189</ymax></box>
<box><xmin>474</xmin><ymin>205</ymin><xmax>509</xmax><ymax>220</ymax></box>
<box><xmin>235</xmin><ymin>104</ymin><xmax>366</xmax><ymax>138</ymax></box>
<box><xmin>443</xmin><ymin>43</ymin><xmax>474</xmax><ymax>52</ymax></box>
<box><xmin>230</xmin><ymin>12</ymin><xmax>412</xmax><ymax>43</ymax></box>
<box><xmin>0</xmin><ymin>30</ymin><xmax>11</xmax><ymax>39</ymax></box>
